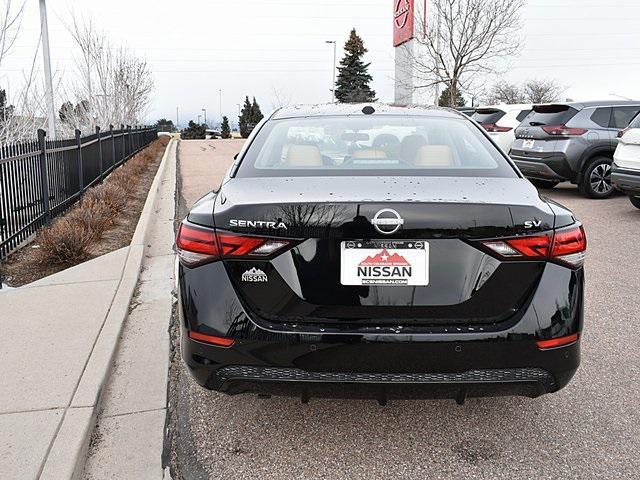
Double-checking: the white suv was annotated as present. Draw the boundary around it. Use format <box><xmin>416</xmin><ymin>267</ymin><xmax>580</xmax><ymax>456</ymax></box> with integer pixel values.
<box><xmin>472</xmin><ymin>104</ymin><xmax>533</xmax><ymax>153</ymax></box>
<box><xmin>612</xmin><ymin>112</ymin><xmax>640</xmax><ymax>209</ymax></box>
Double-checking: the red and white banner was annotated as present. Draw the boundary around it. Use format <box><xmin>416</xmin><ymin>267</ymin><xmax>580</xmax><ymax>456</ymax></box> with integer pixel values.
<box><xmin>393</xmin><ymin>0</ymin><xmax>415</xmax><ymax>47</ymax></box>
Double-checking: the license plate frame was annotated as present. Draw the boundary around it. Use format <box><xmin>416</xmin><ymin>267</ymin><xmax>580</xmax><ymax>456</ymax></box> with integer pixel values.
<box><xmin>340</xmin><ymin>240</ymin><xmax>429</xmax><ymax>287</ymax></box>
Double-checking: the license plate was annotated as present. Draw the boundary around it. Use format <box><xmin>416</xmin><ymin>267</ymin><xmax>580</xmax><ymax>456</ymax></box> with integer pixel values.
<box><xmin>340</xmin><ymin>241</ymin><xmax>429</xmax><ymax>286</ymax></box>
<box><xmin>523</xmin><ymin>139</ymin><xmax>535</xmax><ymax>149</ymax></box>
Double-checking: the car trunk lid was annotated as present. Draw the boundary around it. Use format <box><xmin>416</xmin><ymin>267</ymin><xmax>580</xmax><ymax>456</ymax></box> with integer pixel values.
<box><xmin>214</xmin><ymin>177</ymin><xmax>556</xmax><ymax>327</ymax></box>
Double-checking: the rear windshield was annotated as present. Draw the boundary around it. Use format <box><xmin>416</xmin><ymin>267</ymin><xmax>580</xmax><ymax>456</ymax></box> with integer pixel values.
<box><xmin>236</xmin><ymin>116</ymin><xmax>517</xmax><ymax>178</ymax></box>
<box><xmin>524</xmin><ymin>105</ymin><xmax>578</xmax><ymax>126</ymax></box>
<box><xmin>472</xmin><ymin>109</ymin><xmax>506</xmax><ymax>125</ymax></box>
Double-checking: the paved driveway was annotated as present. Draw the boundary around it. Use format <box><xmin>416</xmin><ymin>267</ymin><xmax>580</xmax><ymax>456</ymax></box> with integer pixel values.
<box><xmin>169</xmin><ymin>139</ymin><xmax>640</xmax><ymax>479</ymax></box>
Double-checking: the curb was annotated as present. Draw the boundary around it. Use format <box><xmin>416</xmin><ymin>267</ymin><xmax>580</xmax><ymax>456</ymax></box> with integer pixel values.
<box><xmin>39</xmin><ymin>139</ymin><xmax>176</xmax><ymax>479</ymax></box>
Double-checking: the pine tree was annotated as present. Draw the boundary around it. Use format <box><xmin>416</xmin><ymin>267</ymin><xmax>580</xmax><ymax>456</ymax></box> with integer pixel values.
<box><xmin>239</xmin><ymin>96</ymin><xmax>252</xmax><ymax>138</ymax></box>
<box><xmin>438</xmin><ymin>85</ymin><xmax>466</xmax><ymax>107</ymax></box>
<box><xmin>181</xmin><ymin>120</ymin><xmax>207</xmax><ymax>140</ymax></box>
<box><xmin>1</xmin><ymin>87</ymin><xmax>14</xmax><ymax>123</ymax></box>
<box><xmin>220</xmin><ymin>116</ymin><xmax>231</xmax><ymax>139</ymax></box>
<box><xmin>334</xmin><ymin>29</ymin><xmax>377</xmax><ymax>104</ymax></box>
<box><xmin>59</xmin><ymin>101</ymin><xmax>74</xmax><ymax>122</ymax></box>
<box><xmin>250</xmin><ymin>97</ymin><xmax>264</xmax><ymax>126</ymax></box>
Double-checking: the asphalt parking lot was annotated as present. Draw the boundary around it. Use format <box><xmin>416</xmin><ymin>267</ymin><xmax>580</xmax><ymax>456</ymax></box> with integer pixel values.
<box><xmin>167</xmin><ymin>140</ymin><xmax>640</xmax><ymax>480</ymax></box>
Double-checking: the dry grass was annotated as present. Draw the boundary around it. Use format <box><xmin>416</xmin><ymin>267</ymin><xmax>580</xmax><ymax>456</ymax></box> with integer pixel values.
<box><xmin>36</xmin><ymin>137</ymin><xmax>170</xmax><ymax>265</ymax></box>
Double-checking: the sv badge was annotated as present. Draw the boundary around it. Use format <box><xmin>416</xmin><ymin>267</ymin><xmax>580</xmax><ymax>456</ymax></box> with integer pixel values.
<box><xmin>524</xmin><ymin>220</ymin><xmax>542</xmax><ymax>229</ymax></box>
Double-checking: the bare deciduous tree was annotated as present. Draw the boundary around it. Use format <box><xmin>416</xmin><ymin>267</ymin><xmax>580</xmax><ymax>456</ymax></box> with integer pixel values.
<box><xmin>485</xmin><ymin>78</ymin><xmax>565</xmax><ymax>105</ymax></box>
<box><xmin>0</xmin><ymin>29</ymin><xmax>53</xmax><ymax>143</ymax></box>
<box><xmin>486</xmin><ymin>81</ymin><xmax>525</xmax><ymax>105</ymax></box>
<box><xmin>522</xmin><ymin>78</ymin><xmax>564</xmax><ymax>104</ymax></box>
<box><xmin>403</xmin><ymin>0</ymin><xmax>526</xmax><ymax>106</ymax></box>
<box><xmin>0</xmin><ymin>0</ymin><xmax>25</xmax><ymax>68</ymax></box>
<box><xmin>60</xmin><ymin>15</ymin><xmax>154</xmax><ymax>135</ymax></box>
<box><xmin>270</xmin><ymin>85</ymin><xmax>294</xmax><ymax>110</ymax></box>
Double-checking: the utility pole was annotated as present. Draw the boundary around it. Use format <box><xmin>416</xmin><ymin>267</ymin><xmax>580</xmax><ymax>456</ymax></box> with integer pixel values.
<box><xmin>39</xmin><ymin>0</ymin><xmax>56</xmax><ymax>138</ymax></box>
<box><xmin>325</xmin><ymin>40</ymin><xmax>337</xmax><ymax>102</ymax></box>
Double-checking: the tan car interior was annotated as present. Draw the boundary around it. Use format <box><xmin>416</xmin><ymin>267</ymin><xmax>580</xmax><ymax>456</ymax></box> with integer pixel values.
<box><xmin>351</xmin><ymin>150</ymin><xmax>388</xmax><ymax>159</ymax></box>
<box><xmin>283</xmin><ymin>141</ymin><xmax>454</xmax><ymax>168</ymax></box>
<box><xmin>413</xmin><ymin>145</ymin><xmax>455</xmax><ymax>167</ymax></box>
<box><xmin>284</xmin><ymin>144</ymin><xmax>323</xmax><ymax>167</ymax></box>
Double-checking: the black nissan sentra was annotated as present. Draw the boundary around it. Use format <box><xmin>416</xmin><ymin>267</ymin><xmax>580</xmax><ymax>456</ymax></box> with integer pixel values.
<box><xmin>176</xmin><ymin>104</ymin><xmax>586</xmax><ymax>405</ymax></box>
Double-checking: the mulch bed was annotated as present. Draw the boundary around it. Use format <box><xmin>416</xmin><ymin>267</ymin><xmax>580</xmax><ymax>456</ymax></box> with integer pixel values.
<box><xmin>1</xmin><ymin>136</ymin><xmax>170</xmax><ymax>287</ymax></box>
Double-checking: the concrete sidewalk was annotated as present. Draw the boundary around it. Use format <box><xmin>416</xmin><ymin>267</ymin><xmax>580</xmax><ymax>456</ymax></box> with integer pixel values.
<box><xmin>82</xmin><ymin>140</ymin><xmax>176</xmax><ymax>479</ymax></box>
<box><xmin>0</xmin><ymin>139</ymin><xmax>177</xmax><ymax>479</ymax></box>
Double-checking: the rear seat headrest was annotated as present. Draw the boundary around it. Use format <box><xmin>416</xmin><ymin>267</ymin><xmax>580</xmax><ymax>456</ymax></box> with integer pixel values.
<box><xmin>285</xmin><ymin>144</ymin><xmax>322</xmax><ymax>167</ymax></box>
<box><xmin>413</xmin><ymin>145</ymin><xmax>454</xmax><ymax>167</ymax></box>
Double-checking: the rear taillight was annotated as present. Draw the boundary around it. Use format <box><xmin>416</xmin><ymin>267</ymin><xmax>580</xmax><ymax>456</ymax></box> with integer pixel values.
<box><xmin>176</xmin><ymin>223</ymin><xmax>220</xmax><ymax>266</ymax></box>
<box><xmin>481</xmin><ymin>224</ymin><xmax>586</xmax><ymax>268</ymax></box>
<box><xmin>551</xmin><ymin>225</ymin><xmax>587</xmax><ymax>267</ymax></box>
<box><xmin>542</xmin><ymin>125</ymin><xmax>587</xmax><ymax>136</ymax></box>
<box><xmin>176</xmin><ymin>223</ymin><xmax>291</xmax><ymax>267</ymax></box>
<box><xmin>482</xmin><ymin>123</ymin><xmax>513</xmax><ymax>133</ymax></box>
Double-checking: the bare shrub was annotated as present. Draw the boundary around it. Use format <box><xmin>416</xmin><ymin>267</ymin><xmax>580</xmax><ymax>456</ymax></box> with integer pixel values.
<box><xmin>67</xmin><ymin>197</ymin><xmax>114</xmax><ymax>237</ymax></box>
<box><xmin>26</xmin><ymin>137</ymin><xmax>168</xmax><ymax>269</ymax></box>
<box><xmin>84</xmin><ymin>182</ymin><xmax>127</xmax><ymax>216</ymax></box>
<box><xmin>108</xmin><ymin>166</ymin><xmax>137</xmax><ymax>193</ymax></box>
<box><xmin>38</xmin><ymin>218</ymin><xmax>96</xmax><ymax>264</ymax></box>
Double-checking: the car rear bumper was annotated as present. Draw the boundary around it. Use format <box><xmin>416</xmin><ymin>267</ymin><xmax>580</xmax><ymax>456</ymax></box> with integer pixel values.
<box><xmin>181</xmin><ymin>328</ymin><xmax>580</xmax><ymax>401</ymax></box>
<box><xmin>511</xmin><ymin>153</ymin><xmax>574</xmax><ymax>182</ymax></box>
<box><xmin>612</xmin><ymin>164</ymin><xmax>640</xmax><ymax>196</ymax></box>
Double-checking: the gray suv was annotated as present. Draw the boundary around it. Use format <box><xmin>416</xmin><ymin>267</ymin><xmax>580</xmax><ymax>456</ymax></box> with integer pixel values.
<box><xmin>510</xmin><ymin>101</ymin><xmax>640</xmax><ymax>198</ymax></box>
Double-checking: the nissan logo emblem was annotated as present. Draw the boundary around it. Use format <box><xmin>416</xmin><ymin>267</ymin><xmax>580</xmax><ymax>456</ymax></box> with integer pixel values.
<box><xmin>371</xmin><ymin>209</ymin><xmax>404</xmax><ymax>235</ymax></box>
<box><xmin>394</xmin><ymin>0</ymin><xmax>410</xmax><ymax>29</ymax></box>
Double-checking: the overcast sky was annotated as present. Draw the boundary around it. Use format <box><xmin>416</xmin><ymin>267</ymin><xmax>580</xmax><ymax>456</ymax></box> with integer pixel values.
<box><xmin>2</xmin><ymin>0</ymin><xmax>640</xmax><ymax>126</ymax></box>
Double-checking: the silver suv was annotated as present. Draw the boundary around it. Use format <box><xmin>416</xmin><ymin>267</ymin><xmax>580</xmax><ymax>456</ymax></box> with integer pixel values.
<box><xmin>510</xmin><ymin>101</ymin><xmax>640</xmax><ymax>198</ymax></box>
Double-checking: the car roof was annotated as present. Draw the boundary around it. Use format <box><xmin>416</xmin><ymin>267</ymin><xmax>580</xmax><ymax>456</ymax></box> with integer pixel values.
<box><xmin>536</xmin><ymin>100</ymin><xmax>640</xmax><ymax>110</ymax></box>
<box><xmin>475</xmin><ymin>104</ymin><xmax>533</xmax><ymax>112</ymax></box>
<box><xmin>271</xmin><ymin>103</ymin><xmax>465</xmax><ymax>120</ymax></box>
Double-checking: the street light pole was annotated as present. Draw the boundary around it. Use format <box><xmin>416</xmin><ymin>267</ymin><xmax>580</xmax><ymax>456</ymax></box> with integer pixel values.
<box><xmin>202</xmin><ymin>108</ymin><xmax>207</xmax><ymax>125</ymax></box>
<box><xmin>39</xmin><ymin>0</ymin><xmax>56</xmax><ymax>138</ymax></box>
<box><xmin>325</xmin><ymin>40</ymin><xmax>337</xmax><ymax>102</ymax></box>
<box><xmin>197</xmin><ymin>114</ymin><xmax>202</xmax><ymax>124</ymax></box>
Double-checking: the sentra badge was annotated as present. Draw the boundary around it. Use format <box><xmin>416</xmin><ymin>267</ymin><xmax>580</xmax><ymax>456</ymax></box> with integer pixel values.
<box><xmin>230</xmin><ymin>219</ymin><xmax>287</xmax><ymax>230</ymax></box>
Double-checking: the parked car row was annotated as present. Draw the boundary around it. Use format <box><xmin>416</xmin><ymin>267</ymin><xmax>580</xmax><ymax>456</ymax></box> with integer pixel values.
<box><xmin>470</xmin><ymin>100</ymin><xmax>640</xmax><ymax>206</ymax></box>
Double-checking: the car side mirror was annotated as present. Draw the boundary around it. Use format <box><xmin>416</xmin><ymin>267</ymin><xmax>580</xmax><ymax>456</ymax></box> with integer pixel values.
<box><xmin>234</xmin><ymin>153</ymin><xmax>239</xmax><ymax>160</ymax></box>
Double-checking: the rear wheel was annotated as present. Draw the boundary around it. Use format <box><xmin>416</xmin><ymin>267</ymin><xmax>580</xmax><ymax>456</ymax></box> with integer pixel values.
<box><xmin>579</xmin><ymin>157</ymin><xmax>614</xmax><ymax>199</ymax></box>
<box><xmin>530</xmin><ymin>179</ymin><xmax>560</xmax><ymax>190</ymax></box>
<box><xmin>629</xmin><ymin>196</ymin><xmax>640</xmax><ymax>209</ymax></box>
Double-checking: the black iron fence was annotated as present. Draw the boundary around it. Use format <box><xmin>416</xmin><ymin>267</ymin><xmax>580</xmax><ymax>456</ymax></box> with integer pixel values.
<box><xmin>0</xmin><ymin>125</ymin><xmax>158</xmax><ymax>259</ymax></box>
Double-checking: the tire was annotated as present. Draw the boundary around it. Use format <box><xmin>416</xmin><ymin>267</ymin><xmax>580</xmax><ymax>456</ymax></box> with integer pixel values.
<box><xmin>530</xmin><ymin>179</ymin><xmax>560</xmax><ymax>190</ymax></box>
<box><xmin>579</xmin><ymin>157</ymin><xmax>614</xmax><ymax>199</ymax></box>
<box><xmin>630</xmin><ymin>196</ymin><xmax>640</xmax><ymax>209</ymax></box>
